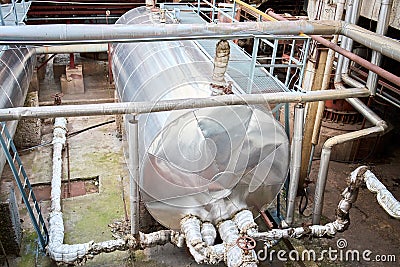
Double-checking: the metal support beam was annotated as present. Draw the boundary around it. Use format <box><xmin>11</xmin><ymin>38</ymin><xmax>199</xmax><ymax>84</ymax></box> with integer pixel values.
<box><xmin>128</xmin><ymin>115</ymin><xmax>140</xmax><ymax>235</ymax></box>
<box><xmin>286</xmin><ymin>104</ymin><xmax>304</xmax><ymax>226</ymax></box>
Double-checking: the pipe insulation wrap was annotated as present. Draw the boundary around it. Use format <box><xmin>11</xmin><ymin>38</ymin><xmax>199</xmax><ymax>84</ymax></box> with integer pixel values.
<box><xmin>355</xmin><ymin>166</ymin><xmax>400</xmax><ymax>219</ymax></box>
<box><xmin>201</xmin><ymin>222</ymin><xmax>217</xmax><ymax>246</ymax></box>
<box><xmin>212</xmin><ymin>39</ymin><xmax>230</xmax><ymax>88</ymax></box>
<box><xmin>251</xmin><ymin>166</ymin><xmax>365</xmax><ymax>243</ymax></box>
<box><xmin>48</xmin><ymin>118</ymin><xmax>173</xmax><ymax>264</ymax></box>
<box><xmin>233</xmin><ymin>210</ymin><xmax>258</xmax><ymax>235</ymax></box>
<box><xmin>50</xmin><ymin>118</ymin><xmax>67</xmax><ymax>212</ymax></box>
<box><xmin>218</xmin><ymin>220</ymin><xmax>258</xmax><ymax>267</ymax></box>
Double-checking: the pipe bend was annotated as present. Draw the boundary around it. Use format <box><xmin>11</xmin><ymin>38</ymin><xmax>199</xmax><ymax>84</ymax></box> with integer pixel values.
<box><xmin>322</xmin><ymin>125</ymin><xmax>385</xmax><ymax>150</ymax></box>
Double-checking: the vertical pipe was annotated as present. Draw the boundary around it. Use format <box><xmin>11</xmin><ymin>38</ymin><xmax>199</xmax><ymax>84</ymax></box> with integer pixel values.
<box><xmin>128</xmin><ymin>115</ymin><xmax>139</xmax><ymax>235</ymax></box>
<box><xmin>69</xmin><ymin>53</ymin><xmax>75</xmax><ymax>69</ymax></box>
<box><xmin>335</xmin><ymin>0</ymin><xmax>355</xmax><ymax>84</ymax></box>
<box><xmin>286</xmin><ymin>104</ymin><xmax>304</xmax><ymax>226</ymax></box>
<box><xmin>321</xmin><ymin>0</ymin><xmax>346</xmax><ymax>90</ymax></box>
<box><xmin>341</xmin><ymin>0</ymin><xmax>362</xmax><ymax>76</ymax></box>
<box><xmin>367</xmin><ymin>0</ymin><xmax>393</xmax><ymax>95</ymax></box>
<box><xmin>312</xmin><ymin>147</ymin><xmax>331</xmax><ymax>224</ymax></box>
<box><xmin>313</xmin><ymin>0</ymin><xmax>346</xmax><ymax>147</ymax></box>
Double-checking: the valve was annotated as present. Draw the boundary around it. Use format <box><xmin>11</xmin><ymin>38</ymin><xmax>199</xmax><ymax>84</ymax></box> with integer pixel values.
<box><xmin>236</xmin><ymin>235</ymin><xmax>256</xmax><ymax>253</ymax></box>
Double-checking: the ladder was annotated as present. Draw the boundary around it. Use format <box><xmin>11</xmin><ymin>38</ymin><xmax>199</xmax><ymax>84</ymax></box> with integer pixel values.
<box><xmin>0</xmin><ymin>122</ymin><xmax>48</xmax><ymax>250</ymax></box>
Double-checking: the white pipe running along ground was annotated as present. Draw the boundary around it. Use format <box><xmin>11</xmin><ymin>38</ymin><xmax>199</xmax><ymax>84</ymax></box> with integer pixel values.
<box><xmin>354</xmin><ymin>166</ymin><xmax>400</xmax><ymax>219</ymax></box>
<box><xmin>47</xmin><ymin>118</ymin><xmax>126</xmax><ymax>263</ymax></box>
<box><xmin>251</xmin><ymin>166</ymin><xmax>366</xmax><ymax>244</ymax></box>
<box><xmin>46</xmin><ymin>118</ymin><xmax>183</xmax><ymax>264</ymax></box>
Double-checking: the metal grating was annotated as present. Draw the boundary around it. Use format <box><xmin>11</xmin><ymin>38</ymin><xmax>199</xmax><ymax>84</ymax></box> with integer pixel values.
<box><xmin>0</xmin><ymin>2</ymin><xmax>31</xmax><ymax>26</ymax></box>
<box><xmin>165</xmin><ymin>5</ymin><xmax>286</xmax><ymax>94</ymax></box>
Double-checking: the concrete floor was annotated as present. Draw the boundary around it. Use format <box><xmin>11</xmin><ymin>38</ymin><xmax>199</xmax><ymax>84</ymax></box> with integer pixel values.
<box><xmin>1</xmin><ymin>55</ymin><xmax>399</xmax><ymax>267</ymax></box>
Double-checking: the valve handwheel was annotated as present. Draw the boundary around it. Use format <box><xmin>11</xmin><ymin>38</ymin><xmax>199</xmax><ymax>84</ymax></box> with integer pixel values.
<box><xmin>236</xmin><ymin>235</ymin><xmax>256</xmax><ymax>251</ymax></box>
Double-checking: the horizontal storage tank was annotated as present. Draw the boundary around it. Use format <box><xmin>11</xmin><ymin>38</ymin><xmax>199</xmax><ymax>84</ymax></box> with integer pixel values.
<box><xmin>0</xmin><ymin>45</ymin><xmax>36</xmax><ymax>174</ymax></box>
<box><xmin>0</xmin><ymin>45</ymin><xmax>35</xmax><ymax>110</ymax></box>
<box><xmin>112</xmin><ymin>7</ymin><xmax>289</xmax><ymax>230</ymax></box>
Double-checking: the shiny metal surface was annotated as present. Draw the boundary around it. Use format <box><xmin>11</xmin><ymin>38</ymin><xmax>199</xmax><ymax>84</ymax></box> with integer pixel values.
<box><xmin>0</xmin><ymin>45</ymin><xmax>36</xmax><ymax>175</ymax></box>
<box><xmin>112</xmin><ymin>7</ymin><xmax>289</xmax><ymax>229</ymax></box>
<box><xmin>0</xmin><ymin>45</ymin><xmax>35</xmax><ymax>109</ymax></box>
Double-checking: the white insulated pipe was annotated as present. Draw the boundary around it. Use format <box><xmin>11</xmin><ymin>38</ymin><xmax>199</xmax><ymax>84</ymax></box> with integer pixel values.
<box><xmin>46</xmin><ymin>118</ymin><xmax>188</xmax><ymax>264</ymax></box>
<box><xmin>180</xmin><ymin>214</ymin><xmax>258</xmax><ymax>266</ymax></box>
<box><xmin>361</xmin><ymin>167</ymin><xmax>400</xmax><ymax>219</ymax></box>
<box><xmin>366</xmin><ymin>0</ymin><xmax>394</xmax><ymax>95</ymax></box>
<box><xmin>1</xmin><ymin>20</ymin><xmax>400</xmax><ymax>63</ymax></box>
<box><xmin>341</xmin><ymin>0</ymin><xmax>362</xmax><ymax>76</ymax></box>
<box><xmin>335</xmin><ymin>0</ymin><xmax>355</xmax><ymax>84</ymax></box>
<box><xmin>252</xmin><ymin>166</ymin><xmax>366</xmax><ymax>242</ymax></box>
<box><xmin>0</xmin><ymin>88</ymin><xmax>370</xmax><ymax>121</ymax></box>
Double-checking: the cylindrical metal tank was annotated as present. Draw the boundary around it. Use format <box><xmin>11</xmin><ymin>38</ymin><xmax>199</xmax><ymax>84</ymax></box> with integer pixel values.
<box><xmin>0</xmin><ymin>45</ymin><xmax>36</xmax><ymax>175</ymax></box>
<box><xmin>112</xmin><ymin>7</ymin><xmax>289</xmax><ymax>230</ymax></box>
<box><xmin>0</xmin><ymin>45</ymin><xmax>35</xmax><ymax>109</ymax></box>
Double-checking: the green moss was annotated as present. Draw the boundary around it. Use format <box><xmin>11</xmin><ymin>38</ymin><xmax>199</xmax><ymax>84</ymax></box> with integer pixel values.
<box><xmin>134</xmin><ymin>250</ymin><xmax>148</xmax><ymax>261</ymax></box>
<box><xmin>16</xmin><ymin>231</ymin><xmax>38</xmax><ymax>267</ymax></box>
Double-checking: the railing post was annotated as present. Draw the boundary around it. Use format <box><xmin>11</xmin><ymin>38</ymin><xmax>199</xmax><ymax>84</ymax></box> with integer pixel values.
<box><xmin>285</xmin><ymin>39</ymin><xmax>296</xmax><ymax>88</ymax></box>
<box><xmin>231</xmin><ymin>0</ymin><xmax>236</xmax><ymax>22</ymax></box>
<box><xmin>298</xmin><ymin>38</ymin><xmax>311</xmax><ymax>89</ymax></box>
<box><xmin>248</xmin><ymin>37</ymin><xmax>259</xmax><ymax>93</ymax></box>
<box><xmin>12</xmin><ymin>0</ymin><xmax>18</xmax><ymax>25</ymax></box>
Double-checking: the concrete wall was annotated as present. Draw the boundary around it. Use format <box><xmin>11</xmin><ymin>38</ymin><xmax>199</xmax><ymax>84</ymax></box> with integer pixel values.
<box><xmin>0</xmin><ymin>189</ymin><xmax>22</xmax><ymax>256</ymax></box>
<box><xmin>14</xmin><ymin>92</ymin><xmax>41</xmax><ymax>149</ymax></box>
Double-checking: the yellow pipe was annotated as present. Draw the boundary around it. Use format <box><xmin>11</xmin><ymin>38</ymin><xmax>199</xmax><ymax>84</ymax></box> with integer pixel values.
<box><xmin>234</xmin><ymin>0</ymin><xmax>277</xmax><ymax>21</ymax></box>
<box><xmin>234</xmin><ymin>0</ymin><xmax>308</xmax><ymax>37</ymax></box>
